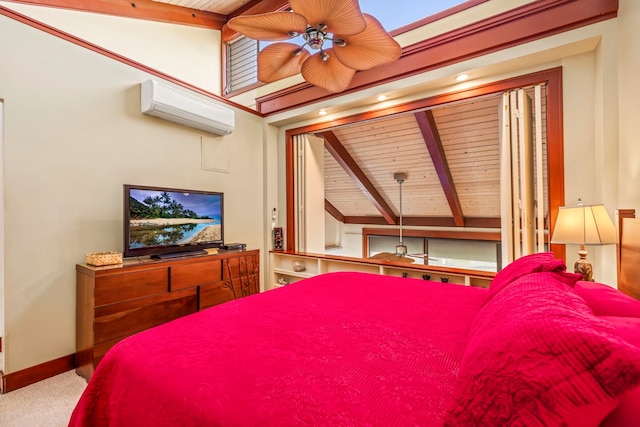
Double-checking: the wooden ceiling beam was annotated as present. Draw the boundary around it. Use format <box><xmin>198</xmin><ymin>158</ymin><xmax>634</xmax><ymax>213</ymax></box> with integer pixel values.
<box><xmin>325</xmin><ymin>200</ymin><xmax>344</xmax><ymax>223</ymax></box>
<box><xmin>3</xmin><ymin>0</ymin><xmax>227</xmax><ymax>29</ymax></box>
<box><xmin>228</xmin><ymin>0</ymin><xmax>288</xmax><ymax>19</ymax></box>
<box><xmin>321</xmin><ymin>131</ymin><xmax>397</xmax><ymax>225</ymax></box>
<box><xmin>414</xmin><ymin>110</ymin><xmax>465</xmax><ymax>227</ymax></box>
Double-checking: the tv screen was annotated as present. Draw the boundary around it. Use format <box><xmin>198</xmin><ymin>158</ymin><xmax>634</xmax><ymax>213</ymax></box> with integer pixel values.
<box><xmin>124</xmin><ymin>184</ymin><xmax>224</xmax><ymax>258</ymax></box>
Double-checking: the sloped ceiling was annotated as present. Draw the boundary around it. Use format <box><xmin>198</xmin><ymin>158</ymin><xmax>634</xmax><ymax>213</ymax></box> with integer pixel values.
<box><xmin>9</xmin><ymin>0</ymin><xmax>548</xmax><ymax>229</ymax></box>
<box><xmin>152</xmin><ymin>0</ymin><xmax>251</xmax><ymax>16</ymax></box>
<box><xmin>319</xmin><ymin>88</ymin><xmax>547</xmax><ymax>228</ymax></box>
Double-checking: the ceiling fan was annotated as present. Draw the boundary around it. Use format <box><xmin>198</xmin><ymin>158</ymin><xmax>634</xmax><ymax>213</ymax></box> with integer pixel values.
<box><xmin>227</xmin><ymin>0</ymin><xmax>402</xmax><ymax>93</ymax></box>
<box><xmin>369</xmin><ymin>172</ymin><xmax>437</xmax><ymax>263</ymax></box>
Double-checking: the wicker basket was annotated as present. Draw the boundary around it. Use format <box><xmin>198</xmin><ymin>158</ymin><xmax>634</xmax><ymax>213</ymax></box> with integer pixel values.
<box><xmin>86</xmin><ymin>251</ymin><xmax>123</xmax><ymax>266</ymax></box>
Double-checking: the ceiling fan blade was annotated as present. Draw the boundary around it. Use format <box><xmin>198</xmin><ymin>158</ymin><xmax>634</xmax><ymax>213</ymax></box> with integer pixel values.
<box><xmin>334</xmin><ymin>14</ymin><xmax>402</xmax><ymax>71</ymax></box>
<box><xmin>301</xmin><ymin>49</ymin><xmax>356</xmax><ymax>93</ymax></box>
<box><xmin>257</xmin><ymin>43</ymin><xmax>311</xmax><ymax>83</ymax></box>
<box><xmin>407</xmin><ymin>254</ymin><xmax>438</xmax><ymax>262</ymax></box>
<box><xmin>290</xmin><ymin>0</ymin><xmax>366</xmax><ymax>36</ymax></box>
<box><xmin>369</xmin><ymin>252</ymin><xmax>415</xmax><ymax>264</ymax></box>
<box><xmin>228</xmin><ymin>12</ymin><xmax>308</xmax><ymax>41</ymax></box>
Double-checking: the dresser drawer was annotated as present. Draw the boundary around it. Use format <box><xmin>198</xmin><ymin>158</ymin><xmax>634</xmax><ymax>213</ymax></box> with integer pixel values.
<box><xmin>170</xmin><ymin>260</ymin><xmax>222</xmax><ymax>291</ymax></box>
<box><xmin>95</xmin><ymin>268</ymin><xmax>168</xmax><ymax>306</ymax></box>
<box><xmin>199</xmin><ymin>280</ymin><xmax>236</xmax><ymax>310</ymax></box>
<box><xmin>94</xmin><ymin>288</ymin><xmax>197</xmax><ymax>343</ymax></box>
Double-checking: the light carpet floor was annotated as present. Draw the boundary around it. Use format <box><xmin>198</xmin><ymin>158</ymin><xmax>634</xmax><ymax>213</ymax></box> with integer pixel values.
<box><xmin>0</xmin><ymin>370</ymin><xmax>87</xmax><ymax>426</ymax></box>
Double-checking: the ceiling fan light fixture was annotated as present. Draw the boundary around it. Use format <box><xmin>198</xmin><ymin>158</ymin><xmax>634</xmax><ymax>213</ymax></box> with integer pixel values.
<box><xmin>231</xmin><ymin>1</ymin><xmax>400</xmax><ymax>93</ymax></box>
<box><xmin>304</xmin><ymin>27</ymin><xmax>326</xmax><ymax>50</ymax></box>
<box><xmin>333</xmin><ymin>38</ymin><xmax>347</xmax><ymax>47</ymax></box>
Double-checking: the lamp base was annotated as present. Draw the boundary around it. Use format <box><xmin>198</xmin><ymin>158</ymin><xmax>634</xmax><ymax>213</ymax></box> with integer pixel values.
<box><xmin>574</xmin><ymin>246</ymin><xmax>593</xmax><ymax>281</ymax></box>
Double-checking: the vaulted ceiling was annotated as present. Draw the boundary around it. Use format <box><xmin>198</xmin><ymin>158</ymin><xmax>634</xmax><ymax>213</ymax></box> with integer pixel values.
<box><xmin>319</xmin><ymin>87</ymin><xmax>548</xmax><ymax>229</ymax></box>
<box><xmin>153</xmin><ymin>0</ymin><xmax>252</xmax><ymax>15</ymax></box>
<box><xmin>147</xmin><ymin>1</ymin><xmax>549</xmax><ymax>229</ymax></box>
<box><xmin>7</xmin><ymin>0</ymin><xmax>553</xmax><ymax>230</ymax></box>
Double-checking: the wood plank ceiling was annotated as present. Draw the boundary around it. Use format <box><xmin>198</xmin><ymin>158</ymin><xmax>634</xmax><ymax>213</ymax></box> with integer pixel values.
<box><xmin>321</xmin><ymin>88</ymin><xmax>548</xmax><ymax>229</ymax></box>
<box><xmin>152</xmin><ymin>0</ymin><xmax>257</xmax><ymax>15</ymax></box>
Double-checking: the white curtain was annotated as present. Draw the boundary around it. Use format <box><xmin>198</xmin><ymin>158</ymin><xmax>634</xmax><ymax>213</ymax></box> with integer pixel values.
<box><xmin>500</xmin><ymin>86</ymin><xmax>545</xmax><ymax>263</ymax></box>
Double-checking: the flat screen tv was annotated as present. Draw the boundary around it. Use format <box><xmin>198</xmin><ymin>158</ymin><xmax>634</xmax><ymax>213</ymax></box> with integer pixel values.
<box><xmin>124</xmin><ymin>184</ymin><xmax>224</xmax><ymax>258</ymax></box>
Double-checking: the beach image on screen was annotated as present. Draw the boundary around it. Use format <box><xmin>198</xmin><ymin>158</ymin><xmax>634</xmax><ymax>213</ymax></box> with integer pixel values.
<box><xmin>128</xmin><ymin>189</ymin><xmax>222</xmax><ymax>248</ymax></box>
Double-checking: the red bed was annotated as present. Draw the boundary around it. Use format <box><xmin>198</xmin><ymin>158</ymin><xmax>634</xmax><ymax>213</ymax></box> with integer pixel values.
<box><xmin>69</xmin><ymin>253</ymin><xmax>640</xmax><ymax>426</ymax></box>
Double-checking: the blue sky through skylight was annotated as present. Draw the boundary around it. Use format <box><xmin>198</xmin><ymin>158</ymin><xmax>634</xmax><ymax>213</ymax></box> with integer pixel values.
<box><xmin>359</xmin><ymin>0</ymin><xmax>467</xmax><ymax>31</ymax></box>
<box><xmin>258</xmin><ymin>1</ymin><xmax>467</xmax><ymax>50</ymax></box>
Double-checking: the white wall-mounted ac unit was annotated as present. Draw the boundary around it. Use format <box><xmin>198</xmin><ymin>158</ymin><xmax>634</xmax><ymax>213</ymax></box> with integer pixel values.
<box><xmin>140</xmin><ymin>79</ymin><xmax>234</xmax><ymax>136</ymax></box>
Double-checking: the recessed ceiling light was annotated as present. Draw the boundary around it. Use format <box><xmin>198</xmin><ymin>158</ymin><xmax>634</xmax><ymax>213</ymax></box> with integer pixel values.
<box><xmin>377</xmin><ymin>94</ymin><xmax>388</xmax><ymax>101</ymax></box>
<box><xmin>456</xmin><ymin>74</ymin><xmax>469</xmax><ymax>82</ymax></box>
<box><xmin>318</xmin><ymin>109</ymin><xmax>327</xmax><ymax>116</ymax></box>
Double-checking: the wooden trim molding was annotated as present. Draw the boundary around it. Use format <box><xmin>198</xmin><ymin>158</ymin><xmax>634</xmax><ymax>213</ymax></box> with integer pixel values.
<box><xmin>256</xmin><ymin>0</ymin><xmax>617</xmax><ymax>115</ymax></box>
<box><xmin>0</xmin><ymin>353</ymin><xmax>76</xmax><ymax>394</ymax></box>
<box><xmin>363</xmin><ymin>227</ymin><xmax>501</xmax><ymax>241</ymax></box>
<box><xmin>0</xmin><ymin>5</ymin><xmax>261</xmax><ymax>117</ymax></box>
<box><xmin>285</xmin><ymin>68</ymin><xmax>564</xmax><ymax>254</ymax></box>
<box><xmin>1</xmin><ymin>0</ymin><xmax>227</xmax><ymax>29</ymax></box>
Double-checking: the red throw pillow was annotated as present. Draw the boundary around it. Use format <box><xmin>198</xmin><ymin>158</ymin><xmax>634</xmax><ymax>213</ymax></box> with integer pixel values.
<box><xmin>601</xmin><ymin>386</ymin><xmax>640</xmax><ymax>427</ymax></box>
<box><xmin>600</xmin><ymin>316</ymin><xmax>640</xmax><ymax>348</ymax></box>
<box><xmin>575</xmin><ymin>281</ymin><xmax>640</xmax><ymax>318</ymax></box>
<box><xmin>487</xmin><ymin>252</ymin><xmax>581</xmax><ymax>301</ymax></box>
<box><xmin>444</xmin><ymin>273</ymin><xmax>640</xmax><ymax>426</ymax></box>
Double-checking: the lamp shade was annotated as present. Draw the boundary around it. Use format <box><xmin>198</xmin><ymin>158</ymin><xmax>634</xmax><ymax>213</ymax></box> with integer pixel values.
<box><xmin>551</xmin><ymin>204</ymin><xmax>617</xmax><ymax>245</ymax></box>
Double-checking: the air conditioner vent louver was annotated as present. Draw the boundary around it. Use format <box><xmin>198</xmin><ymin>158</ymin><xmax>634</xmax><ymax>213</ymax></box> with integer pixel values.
<box><xmin>140</xmin><ymin>79</ymin><xmax>234</xmax><ymax>135</ymax></box>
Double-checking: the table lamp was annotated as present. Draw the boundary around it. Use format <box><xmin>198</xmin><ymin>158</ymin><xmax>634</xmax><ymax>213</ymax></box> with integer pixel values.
<box><xmin>550</xmin><ymin>200</ymin><xmax>617</xmax><ymax>281</ymax></box>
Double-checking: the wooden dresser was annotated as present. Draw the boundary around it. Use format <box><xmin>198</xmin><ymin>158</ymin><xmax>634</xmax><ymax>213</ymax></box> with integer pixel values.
<box><xmin>76</xmin><ymin>250</ymin><xmax>259</xmax><ymax>380</ymax></box>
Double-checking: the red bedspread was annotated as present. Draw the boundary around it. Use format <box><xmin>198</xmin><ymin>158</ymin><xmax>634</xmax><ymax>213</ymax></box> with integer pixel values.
<box><xmin>69</xmin><ymin>272</ymin><xmax>488</xmax><ymax>426</ymax></box>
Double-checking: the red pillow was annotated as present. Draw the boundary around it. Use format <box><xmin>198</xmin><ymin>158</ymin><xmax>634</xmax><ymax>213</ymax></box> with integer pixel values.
<box><xmin>488</xmin><ymin>252</ymin><xmax>581</xmax><ymax>300</ymax></box>
<box><xmin>600</xmin><ymin>316</ymin><xmax>640</xmax><ymax>348</ymax></box>
<box><xmin>575</xmin><ymin>281</ymin><xmax>640</xmax><ymax>318</ymax></box>
<box><xmin>601</xmin><ymin>386</ymin><xmax>640</xmax><ymax>427</ymax></box>
<box><xmin>444</xmin><ymin>273</ymin><xmax>640</xmax><ymax>426</ymax></box>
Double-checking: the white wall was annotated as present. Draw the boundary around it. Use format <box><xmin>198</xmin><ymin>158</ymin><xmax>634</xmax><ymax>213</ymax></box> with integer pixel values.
<box><xmin>0</xmin><ymin>100</ymin><xmax>4</xmax><ymax>373</ymax></box>
<box><xmin>618</xmin><ymin>0</ymin><xmax>640</xmax><ymax>210</ymax></box>
<box><xmin>0</xmin><ymin>1</ymin><xmax>221</xmax><ymax>95</ymax></box>
<box><xmin>0</xmin><ymin>14</ymin><xmax>264</xmax><ymax>374</ymax></box>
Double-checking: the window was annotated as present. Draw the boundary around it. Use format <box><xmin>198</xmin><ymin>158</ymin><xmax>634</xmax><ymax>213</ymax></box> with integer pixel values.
<box><xmin>225</xmin><ymin>36</ymin><xmax>258</xmax><ymax>95</ymax></box>
<box><xmin>367</xmin><ymin>233</ymin><xmax>501</xmax><ymax>272</ymax></box>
